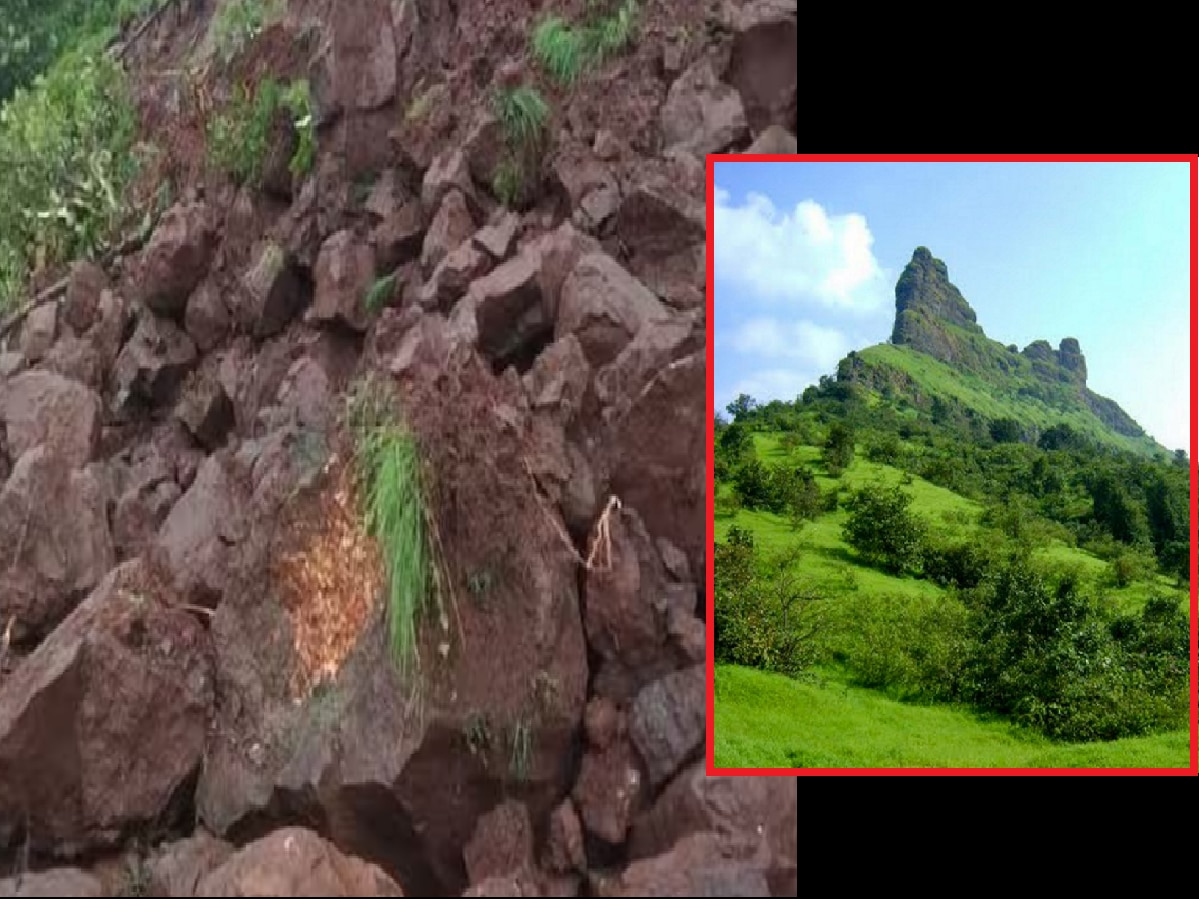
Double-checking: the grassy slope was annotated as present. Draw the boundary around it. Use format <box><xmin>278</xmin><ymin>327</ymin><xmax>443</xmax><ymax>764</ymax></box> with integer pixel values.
<box><xmin>715</xmin><ymin>665</ymin><xmax>1190</xmax><ymax>769</ymax></box>
<box><xmin>714</xmin><ymin>433</ymin><xmax>1190</xmax><ymax>768</ymax></box>
<box><xmin>858</xmin><ymin>343</ymin><xmax>1164</xmax><ymax>459</ymax></box>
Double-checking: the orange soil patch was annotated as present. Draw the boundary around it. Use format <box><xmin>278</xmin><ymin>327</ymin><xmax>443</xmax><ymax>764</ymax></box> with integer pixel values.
<box><xmin>272</xmin><ymin>459</ymin><xmax>382</xmax><ymax>697</ymax></box>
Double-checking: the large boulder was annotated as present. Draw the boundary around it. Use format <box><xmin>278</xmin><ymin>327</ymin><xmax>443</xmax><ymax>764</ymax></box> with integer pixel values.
<box><xmin>660</xmin><ymin>58</ymin><xmax>749</xmax><ymax>156</ymax></box>
<box><xmin>40</xmin><ymin>334</ymin><xmax>104</xmax><ymax>391</ymax></box>
<box><xmin>0</xmin><ymin>446</ymin><xmax>114</xmax><ymax>641</ymax></box>
<box><xmin>613</xmin><ymin>175</ymin><xmax>705</xmax><ymax>309</ymax></box>
<box><xmin>18</xmin><ymin>303</ymin><xmax>57</xmax><ymax>364</ymax></box>
<box><xmin>0</xmin><ymin>561</ymin><xmax>213</xmax><ymax>856</ymax></box>
<box><xmin>628</xmin><ymin>764</ymin><xmax>797</xmax><ymax>897</ymax></box>
<box><xmin>154</xmin><ymin>454</ymin><xmax>247</xmax><ymax>609</ymax></box>
<box><xmin>422</xmin><ymin>190</ymin><xmax>477</xmax><ymax>275</ymax></box>
<box><xmin>137</xmin><ymin>202</ymin><xmax>217</xmax><ymax>317</ymax></box>
<box><xmin>468</xmin><ymin>250</ymin><xmax>551</xmax><ymax>373</ymax></box>
<box><xmin>723</xmin><ymin>0</ymin><xmax>799</xmax><ymax>134</ymax></box>
<box><xmin>145</xmin><ymin>831</ymin><xmax>234</xmax><ymax>898</ymax></box>
<box><xmin>197</xmin><ymin>353</ymin><xmax>588</xmax><ymax>897</ymax></box>
<box><xmin>602</xmin><ymin>831</ymin><xmax>774</xmax><ymax>897</ymax></box>
<box><xmin>185</xmin><ymin>278</ymin><xmax>233</xmax><ymax>352</ymax></box>
<box><xmin>196</xmin><ymin>828</ymin><xmax>404</xmax><ymax>896</ymax></box>
<box><xmin>61</xmin><ymin>260</ymin><xmax>110</xmax><ymax>336</ymax></box>
<box><xmin>0</xmin><ymin>868</ymin><xmax>105</xmax><ymax>897</ymax></box>
<box><xmin>112</xmin><ymin>313</ymin><xmax>198</xmax><ymax>411</ymax></box>
<box><xmin>628</xmin><ymin>665</ymin><xmax>706</xmax><ymax>789</ymax></box>
<box><xmin>309</xmin><ymin>230</ymin><xmax>376</xmax><ymax>333</ymax></box>
<box><xmin>0</xmin><ymin>369</ymin><xmax>101</xmax><ymax>469</ymax></box>
<box><xmin>556</xmin><ymin>253</ymin><xmax>669</xmax><ymax>368</ymax></box>
<box><xmin>331</xmin><ymin>0</ymin><xmax>398</xmax><ymax>112</ymax></box>
<box><xmin>237</xmin><ymin>242</ymin><xmax>307</xmax><ymax>339</ymax></box>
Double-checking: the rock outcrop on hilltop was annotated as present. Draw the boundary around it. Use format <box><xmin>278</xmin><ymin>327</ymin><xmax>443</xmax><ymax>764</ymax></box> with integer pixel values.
<box><xmin>0</xmin><ymin>1</ymin><xmax>798</xmax><ymax>896</ymax></box>
<box><xmin>858</xmin><ymin>246</ymin><xmax>1150</xmax><ymax>445</ymax></box>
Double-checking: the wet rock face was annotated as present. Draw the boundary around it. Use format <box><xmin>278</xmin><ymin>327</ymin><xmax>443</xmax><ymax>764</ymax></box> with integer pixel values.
<box><xmin>0</xmin><ymin>562</ymin><xmax>213</xmax><ymax>857</ymax></box>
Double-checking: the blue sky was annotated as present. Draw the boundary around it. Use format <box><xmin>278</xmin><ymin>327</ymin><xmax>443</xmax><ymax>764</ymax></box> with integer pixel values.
<box><xmin>713</xmin><ymin>160</ymin><xmax>1194</xmax><ymax>452</ymax></box>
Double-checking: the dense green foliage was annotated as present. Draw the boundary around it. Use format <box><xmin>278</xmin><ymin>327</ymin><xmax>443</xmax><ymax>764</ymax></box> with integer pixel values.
<box><xmin>714</xmin><ymin>373</ymin><xmax>1191</xmax><ymax>754</ymax></box>
<box><xmin>530</xmin><ymin>1</ymin><xmax>640</xmax><ymax>87</ymax></box>
<box><xmin>206</xmin><ymin>77</ymin><xmax>316</xmax><ymax>186</ymax></box>
<box><xmin>0</xmin><ymin>47</ymin><xmax>138</xmax><ymax>307</ymax></box>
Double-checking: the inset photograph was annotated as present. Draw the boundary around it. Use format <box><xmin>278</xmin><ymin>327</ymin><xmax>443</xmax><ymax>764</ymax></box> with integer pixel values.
<box><xmin>710</xmin><ymin>158</ymin><xmax>1194</xmax><ymax>772</ymax></box>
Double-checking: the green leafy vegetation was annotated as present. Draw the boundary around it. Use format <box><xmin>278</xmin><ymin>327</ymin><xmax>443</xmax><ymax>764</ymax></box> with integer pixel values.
<box><xmin>0</xmin><ymin>47</ymin><xmax>138</xmax><ymax>308</ymax></box>
<box><xmin>210</xmin><ymin>0</ymin><xmax>284</xmax><ymax>65</ymax></box>
<box><xmin>363</xmin><ymin>271</ymin><xmax>398</xmax><ymax>314</ymax></box>
<box><xmin>206</xmin><ymin>76</ymin><xmax>316</xmax><ymax>186</ymax></box>
<box><xmin>347</xmin><ymin>377</ymin><xmax>443</xmax><ymax>675</ymax></box>
<box><xmin>530</xmin><ymin>1</ymin><xmax>640</xmax><ymax>87</ymax></box>
<box><xmin>490</xmin><ymin>84</ymin><xmax>549</xmax><ymax>208</ymax></box>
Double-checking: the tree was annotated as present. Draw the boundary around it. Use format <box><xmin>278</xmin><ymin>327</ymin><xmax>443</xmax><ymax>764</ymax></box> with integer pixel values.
<box><xmin>726</xmin><ymin>393</ymin><xmax>758</xmax><ymax>421</ymax></box>
<box><xmin>822</xmin><ymin>422</ymin><xmax>855</xmax><ymax>475</ymax></box>
<box><xmin>842</xmin><ymin>483</ymin><xmax>926</xmax><ymax>574</ymax></box>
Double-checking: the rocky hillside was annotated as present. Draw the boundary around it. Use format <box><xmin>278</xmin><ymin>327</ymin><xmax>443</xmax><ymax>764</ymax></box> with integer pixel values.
<box><xmin>0</xmin><ymin>1</ymin><xmax>797</xmax><ymax>896</ymax></box>
<box><xmin>842</xmin><ymin>246</ymin><xmax>1162</xmax><ymax>457</ymax></box>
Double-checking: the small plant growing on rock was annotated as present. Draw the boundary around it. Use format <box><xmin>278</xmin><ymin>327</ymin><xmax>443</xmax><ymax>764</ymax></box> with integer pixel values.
<box><xmin>347</xmin><ymin>376</ymin><xmax>448</xmax><ymax>675</ymax></box>
<box><xmin>490</xmin><ymin>84</ymin><xmax>549</xmax><ymax>209</ymax></box>
<box><xmin>206</xmin><ymin>76</ymin><xmax>317</xmax><ymax>186</ymax></box>
<box><xmin>363</xmin><ymin>271</ymin><xmax>398</xmax><ymax>314</ymax></box>
<box><xmin>530</xmin><ymin>0</ymin><xmax>640</xmax><ymax>88</ymax></box>
<box><xmin>508</xmin><ymin>719</ymin><xmax>532</xmax><ymax>781</ymax></box>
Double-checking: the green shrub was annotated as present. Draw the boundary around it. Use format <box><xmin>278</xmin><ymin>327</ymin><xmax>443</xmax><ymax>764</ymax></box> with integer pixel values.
<box><xmin>0</xmin><ymin>47</ymin><xmax>137</xmax><ymax>309</ymax></box>
<box><xmin>207</xmin><ymin>76</ymin><xmax>315</xmax><ymax>186</ymax></box>
<box><xmin>530</xmin><ymin>1</ymin><xmax>640</xmax><ymax>87</ymax></box>
<box><xmin>842</xmin><ymin>483</ymin><xmax>927</xmax><ymax>575</ymax></box>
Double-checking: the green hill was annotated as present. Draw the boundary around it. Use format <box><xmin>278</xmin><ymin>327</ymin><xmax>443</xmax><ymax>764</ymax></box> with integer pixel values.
<box><xmin>838</xmin><ymin>247</ymin><xmax>1167</xmax><ymax>459</ymax></box>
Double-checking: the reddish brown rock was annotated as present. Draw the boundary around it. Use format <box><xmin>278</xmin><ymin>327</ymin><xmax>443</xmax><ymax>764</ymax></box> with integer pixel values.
<box><xmin>604</xmin><ymin>831</ymin><xmax>773</xmax><ymax>898</ymax></box>
<box><xmin>238</xmin><ymin>241</ymin><xmax>306</xmax><ymax>339</ymax></box>
<box><xmin>146</xmin><ymin>831</ymin><xmax>234</xmax><ymax>898</ymax></box>
<box><xmin>660</xmin><ymin>58</ymin><xmax>749</xmax><ymax>156</ymax></box>
<box><xmin>468</xmin><ymin>250</ymin><xmax>550</xmax><ymax>372</ymax></box>
<box><xmin>628</xmin><ymin>763</ymin><xmax>797</xmax><ymax>896</ymax></box>
<box><xmin>112</xmin><ymin>313</ymin><xmax>199</xmax><ymax>410</ymax></box>
<box><xmin>521</xmin><ymin>334</ymin><xmax>589</xmax><ymax>425</ymax></box>
<box><xmin>745</xmin><ymin>124</ymin><xmax>798</xmax><ymax>154</ymax></box>
<box><xmin>185</xmin><ymin>279</ymin><xmax>233</xmax><ymax>352</ymax></box>
<box><xmin>0</xmin><ymin>561</ymin><xmax>213</xmax><ymax>856</ymax></box>
<box><xmin>137</xmin><ymin>202</ymin><xmax>216</xmax><ymax>317</ymax></box>
<box><xmin>175</xmin><ymin>370</ymin><xmax>235</xmax><ymax>450</ymax></box>
<box><xmin>613</xmin><ymin>176</ymin><xmax>705</xmax><ymax>309</ymax></box>
<box><xmin>629</xmin><ymin>665</ymin><xmax>706</xmax><ymax>789</ymax></box>
<box><xmin>542</xmin><ymin>799</ymin><xmax>585</xmax><ymax>875</ymax></box>
<box><xmin>724</xmin><ymin>0</ymin><xmax>799</xmax><ymax>134</ymax></box>
<box><xmin>556</xmin><ymin>254</ymin><xmax>668</xmax><ymax>368</ymax></box>
<box><xmin>40</xmin><ymin>334</ymin><xmax>104</xmax><ymax>390</ymax></box>
<box><xmin>0</xmin><ymin>446</ymin><xmax>114</xmax><ymax>642</ymax></box>
<box><xmin>61</xmin><ymin>260</ymin><xmax>110</xmax><ymax>336</ymax></box>
<box><xmin>464</xmin><ymin>800</ymin><xmax>534</xmax><ymax>884</ymax></box>
<box><xmin>371</xmin><ymin>201</ymin><xmax>425</xmax><ymax>272</ymax></box>
<box><xmin>309</xmin><ymin>230</ymin><xmax>376</xmax><ymax>332</ymax></box>
<box><xmin>154</xmin><ymin>454</ymin><xmax>246</xmax><ymax>608</ymax></box>
<box><xmin>19</xmin><ymin>303</ymin><xmax>57</xmax><ymax>364</ymax></box>
<box><xmin>0</xmin><ymin>369</ymin><xmax>101</xmax><ymax>469</ymax></box>
<box><xmin>422</xmin><ymin>190</ymin><xmax>477</xmax><ymax>275</ymax></box>
<box><xmin>331</xmin><ymin>0</ymin><xmax>397</xmax><ymax>112</ymax></box>
<box><xmin>572</xmin><ymin>738</ymin><xmax>643</xmax><ymax>847</ymax></box>
<box><xmin>422</xmin><ymin>148</ymin><xmax>476</xmax><ymax>217</ymax></box>
<box><xmin>0</xmin><ymin>868</ymin><xmax>105</xmax><ymax>897</ymax></box>
<box><xmin>419</xmin><ymin>241</ymin><xmax>491</xmax><ymax>312</ymax></box>
<box><xmin>473</xmin><ymin>211</ymin><xmax>520</xmax><ymax>262</ymax></box>
<box><xmin>195</xmin><ymin>828</ymin><xmax>404</xmax><ymax>897</ymax></box>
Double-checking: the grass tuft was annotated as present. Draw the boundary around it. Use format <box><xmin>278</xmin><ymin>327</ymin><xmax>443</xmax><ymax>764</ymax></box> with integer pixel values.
<box><xmin>530</xmin><ymin>1</ymin><xmax>640</xmax><ymax>88</ymax></box>
<box><xmin>347</xmin><ymin>377</ymin><xmax>442</xmax><ymax>674</ymax></box>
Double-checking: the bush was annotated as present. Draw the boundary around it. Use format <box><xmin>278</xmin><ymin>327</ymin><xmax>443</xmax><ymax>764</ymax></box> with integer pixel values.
<box><xmin>530</xmin><ymin>1</ymin><xmax>640</xmax><ymax>87</ymax></box>
<box><xmin>920</xmin><ymin>535</ymin><xmax>995</xmax><ymax>589</ymax></box>
<box><xmin>713</xmin><ymin>531</ymin><xmax>823</xmax><ymax>677</ymax></box>
<box><xmin>842</xmin><ymin>483</ymin><xmax>926</xmax><ymax>575</ymax></box>
<box><xmin>206</xmin><ymin>76</ymin><xmax>316</xmax><ymax>186</ymax></box>
<box><xmin>822</xmin><ymin>422</ymin><xmax>855</xmax><ymax>473</ymax></box>
<box><xmin>821</xmin><ymin>592</ymin><xmax>971</xmax><ymax>702</ymax></box>
<box><xmin>0</xmin><ymin>47</ymin><xmax>137</xmax><ymax>308</ymax></box>
<box><xmin>210</xmin><ymin>0</ymin><xmax>283</xmax><ymax>65</ymax></box>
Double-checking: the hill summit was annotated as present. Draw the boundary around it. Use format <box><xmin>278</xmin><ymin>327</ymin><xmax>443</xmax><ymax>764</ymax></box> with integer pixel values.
<box><xmin>840</xmin><ymin>247</ymin><xmax>1161</xmax><ymax>456</ymax></box>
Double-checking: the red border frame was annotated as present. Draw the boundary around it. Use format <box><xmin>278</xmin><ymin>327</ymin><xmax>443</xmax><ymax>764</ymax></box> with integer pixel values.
<box><xmin>704</xmin><ymin>153</ymin><xmax>1199</xmax><ymax>776</ymax></box>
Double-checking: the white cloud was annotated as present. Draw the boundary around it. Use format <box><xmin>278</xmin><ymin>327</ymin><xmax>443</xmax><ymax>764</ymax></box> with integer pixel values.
<box><xmin>713</xmin><ymin>192</ymin><xmax>890</xmax><ymax>313</ymax></box>
<box><xmin>729</xmin><ymin>318</ymin><xmax>851</xmax><ymax>371</ymax></box>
